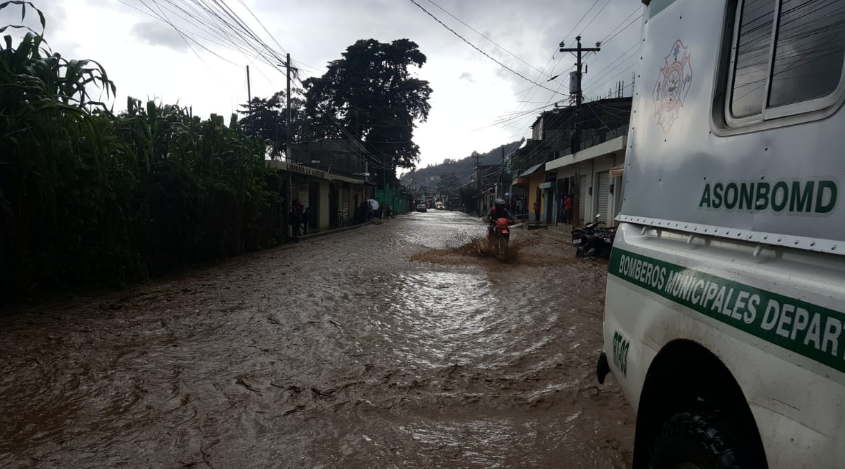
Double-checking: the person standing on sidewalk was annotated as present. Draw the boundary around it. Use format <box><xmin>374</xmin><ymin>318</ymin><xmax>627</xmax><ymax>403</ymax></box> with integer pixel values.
<box><xmin>301</xmin><ymin>206</ymin><xmax>310</xmax><ymax>234</ymax></box>
<box><xmin>290</xmin><ymin>199</ymin><xmax>301</xmax><ymax>237</ymax></box>
<box><xmin>359</xmin><ymin>200</ymin><xmax>368</xmax><ymax>224</ymax></box>
<box><xmin>533</xmin><ymin>198</ymin><xmax>541</xmax><ymax>222</ymax></box>
<box><xmin>564</xmin><ymin>194</ymin><xmax>573</xmax><ymax>225</ymax></box>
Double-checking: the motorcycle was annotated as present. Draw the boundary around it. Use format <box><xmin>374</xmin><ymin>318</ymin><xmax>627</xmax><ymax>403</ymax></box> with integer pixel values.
<box><xmin>488</xmin><ymin>217</ymin><xmax>512</xmax><ymax>260</ymax></box>
<box><xmin>572</xmin><ymin>214</ymin><xmax>616</xmax><ymax>258</ymax></box>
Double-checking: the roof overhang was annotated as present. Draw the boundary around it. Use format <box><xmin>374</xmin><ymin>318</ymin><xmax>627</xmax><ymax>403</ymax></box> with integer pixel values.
<box><xmin>545</xmin><ymin>135</ymin><xmax>627</xmax><ymax>171</ymax></box>
<box><xmin>519</xmin><ymin>162</ymin><xmax>545</xmax><ymax>178</ymax></box>
<box><xmin>329</xmin><ymin>174</ymin><xmax>365</xmax><ymax>184</ymax></box>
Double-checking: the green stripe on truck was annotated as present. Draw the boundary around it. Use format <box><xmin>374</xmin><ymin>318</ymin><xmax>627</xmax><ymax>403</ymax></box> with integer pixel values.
<box><xmin>609</xmin><ymin>248</ymin><xmax>845</xmax><ymax>375</ymax></box>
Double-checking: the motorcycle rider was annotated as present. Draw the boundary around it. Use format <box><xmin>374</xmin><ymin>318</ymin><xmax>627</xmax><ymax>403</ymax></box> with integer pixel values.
<box><xmin>486</xmin><ymin>198</ymin><xmax>516</xmax><ymax>237</ymax></box>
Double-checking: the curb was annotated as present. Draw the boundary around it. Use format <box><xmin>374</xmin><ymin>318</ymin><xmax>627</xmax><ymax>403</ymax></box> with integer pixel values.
<box><xmin>294</xmin><ymin>221</ymin><xmax>375</xmax><ymax>242</ymax></box>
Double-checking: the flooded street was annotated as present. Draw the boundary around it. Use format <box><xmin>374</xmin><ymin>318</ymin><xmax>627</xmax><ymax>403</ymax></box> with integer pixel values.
<box><xmin>0</xmin><ymin>211</ymin><xmax>634</xmax><ymax>468</ymax></box>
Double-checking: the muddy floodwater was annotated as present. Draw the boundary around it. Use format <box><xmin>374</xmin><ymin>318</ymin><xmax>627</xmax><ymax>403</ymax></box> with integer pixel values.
<box><xmin>0</xmin><ymin>211</ymin><xmax>635</xmax><ymax>468</ymax></box>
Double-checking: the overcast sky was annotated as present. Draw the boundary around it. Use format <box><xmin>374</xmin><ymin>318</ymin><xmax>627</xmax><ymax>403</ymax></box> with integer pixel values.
<box><xmin>5</xmin><ymin>0</ymin><xmax>644</xmax><ymax>169</ymax></box>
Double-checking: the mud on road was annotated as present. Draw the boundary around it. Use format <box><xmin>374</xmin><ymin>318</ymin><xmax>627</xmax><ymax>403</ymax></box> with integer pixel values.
<box><xmin>0</xmin><ymin>210</ymin><xmax>635</xmax><ymax>468</ymax></box>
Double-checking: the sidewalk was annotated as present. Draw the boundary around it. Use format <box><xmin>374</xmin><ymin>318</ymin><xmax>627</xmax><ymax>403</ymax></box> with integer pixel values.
<box><xmin>293</xmin><ymin>220</ymin><xmax>375</xmax><ymax>242</ymax></box>
<box><xmin>542</xmin><ymin>222</ymin><xmax>575</xmax><ymax>245</ymax></box>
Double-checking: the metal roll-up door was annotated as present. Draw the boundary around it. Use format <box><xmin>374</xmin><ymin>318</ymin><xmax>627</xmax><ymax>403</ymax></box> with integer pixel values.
<box><xmin>597</xmin><ymin>171</ymin><xmax>609</xmax><ymax>222</ymax></box>
<box><xmin>579</xmin><ymin>174</ymin><xmax>587</xmax><ymax>221</ymax></box>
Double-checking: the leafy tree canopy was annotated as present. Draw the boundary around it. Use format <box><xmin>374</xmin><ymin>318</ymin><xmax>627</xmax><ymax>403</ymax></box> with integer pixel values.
<box><xmin>437</xmin><ymin>172</ymin><xmax>461</xmax><ymax>194</ymax></box>
<box><xmin>238</xmin><ymin>91</ymin><xmax>304</xmax><ymax>159</ymax></box>
<box><xmin>302</xmin><ymin>39</ymin><xmax>432</xmax><ymax>171</ymax></box>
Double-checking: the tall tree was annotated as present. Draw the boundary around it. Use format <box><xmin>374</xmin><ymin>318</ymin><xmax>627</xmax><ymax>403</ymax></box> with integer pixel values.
<box><xmin>302</xmin><ymin>39</ymin><xmax>433</xmax><ymax>183</ymax></box>
<box><xmin>437</xmin><ymin>172</ymin><xmax>461</xmax><ymax>195</ymax></box>
<box><xmin>239</xmin><ymin>91</ymin><xmax>304</xmax><ymax>159</ymax></box>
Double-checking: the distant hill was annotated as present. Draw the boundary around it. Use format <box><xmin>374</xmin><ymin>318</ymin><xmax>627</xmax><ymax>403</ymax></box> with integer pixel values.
<box><xmin>402</xmin><ymin>140</ymin><xmax>523</xmax><ymax>187</ymax></box>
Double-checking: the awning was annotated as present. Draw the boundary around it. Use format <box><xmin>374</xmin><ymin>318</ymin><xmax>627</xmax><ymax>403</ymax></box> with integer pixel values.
<box><xmin>610</xmin><ymin>164</ymin><xmax>624</xmax><ymax>178</ymax></box>
<box><xmin>519</xmin><ymin>162</ymin><xmax>545</xmax><ymax>178</ymax></box>
<box><xmin>329</xmin><ymin>173</ymin><xmax>365</xmax><ymax>184</ymax></box>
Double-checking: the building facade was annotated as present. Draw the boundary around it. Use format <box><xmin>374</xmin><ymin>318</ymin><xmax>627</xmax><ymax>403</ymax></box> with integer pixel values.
<box><xmin>509</xmin><ymin>97</ymin><xmax>632</xmax><ymax>225</ymax></box>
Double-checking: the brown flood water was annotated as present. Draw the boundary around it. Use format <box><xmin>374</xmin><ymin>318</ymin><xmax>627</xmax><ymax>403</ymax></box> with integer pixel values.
<box><xmin>0</xmin><ymin>210</ymin><xmax>634</xmax><ymax>468</ymax></box>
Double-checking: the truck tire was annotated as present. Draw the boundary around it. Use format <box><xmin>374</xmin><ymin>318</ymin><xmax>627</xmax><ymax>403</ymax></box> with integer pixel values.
<box><xmin>651</xmin><ymin>411</ymin><xmax>751</xmax><ymax>469</ymax></box>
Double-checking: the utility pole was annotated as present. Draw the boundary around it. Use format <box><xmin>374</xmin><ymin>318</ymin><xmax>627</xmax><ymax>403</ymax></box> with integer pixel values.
<box><xmin>382</xmin><ymin>155</ymin><xmax>386</xmax><ymax>205</ymax></box>
<box><xmin>285</xmin><ymin>53</ymin><xmax>295</xmax><ymax>239</ymax></box>
<box><xmin>391</xmin><ymin>161</ymin><xmax>396</xmax><ymax>216</ymax></box>
<box><xmin>246</xmin><ymin>65</ymin><xmax>252</xmax><ymax>108</ymax></box>
<box><xmin>560</xmin><ymin>35</ymin><xmax>600</xmax><ymax>227</ymax></box>
<box><xmin>246</xmin><ymin>65</ymin><xmax>252</xmax><ymax>135</ymax></box>
<box><xmin>474</xmin><ymin>151</ymin><xmax>481</xmax><ymax>216</ymax></box>
<box><xmin>498</xmin><ymin>145</ymin><xmax>505</xmax><ymax>200</ymax></box>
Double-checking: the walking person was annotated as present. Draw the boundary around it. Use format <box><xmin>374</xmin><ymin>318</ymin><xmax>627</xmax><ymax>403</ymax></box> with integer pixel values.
<box><xmin>301</xmin><ymin>206</ymin><xmax>310</xmax><ymax>234</ymax></box>
<box><xmin>533</xmin><ymin>198</ymin><xmax>541</xmax><ymax>222</ymax></box>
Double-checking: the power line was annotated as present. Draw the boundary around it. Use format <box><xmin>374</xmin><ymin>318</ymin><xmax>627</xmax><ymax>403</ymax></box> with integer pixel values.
<box><xmin>407</xmin><ymin>0</ymin><xmax>569</xmax><ymax>97</ymax></box>
<box><xmin>584</xmin><ymin>61</ymin><xmax>638</xmax><ymax>98</ymax></box>
<box><xmin>561</xmin><ymin>0</ymin><xmax>603</xmax><ymax>46</ymax></box>
<box><xmin>500</xmin><ymin>0</ymin><xmax>627</xmax><ymax>139</ymax></box>
<box><xmin>234</xmin><ymin>0</ymin><xmax>287</xmax><ymax>55</ymax></box>
<box><xmin>424</xmin><ymin>0</ymin><xmax>550</xmax><ymax>78</ymax></box>
<box><xmin>600</xmin><ymin>5</ymin><xmax>642</xmax><ymax>44</ymax></box>
<box><xmin>585</xmin><ymin>43</ymin><xmax>639</xmax><ymax>85</ymax></box>
<box><xmin>580</xmin><ymin>0</ymin><xmax>614</xmax><ymax>37</ymax></box>
<box><xmin>603</xmin><ymin>12</ymin><xmax>643</xmax><ymax>46</ymax></box>
<box><xmin>161</xmin><ymin>0</ymin><xmax>286</xmax><ymax>75</ymax></box>
<box><xmin>141</xmin><ymin>0</ymin><xmax>237</xmax><ymax>74</ymax></box>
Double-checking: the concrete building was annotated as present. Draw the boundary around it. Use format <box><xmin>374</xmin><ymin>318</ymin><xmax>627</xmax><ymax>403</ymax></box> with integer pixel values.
<box><xmin>289</xmin><ymin>138</ymin><xmax>383</xmax><ymax>227</ymax></box>
<box><xmin>546</xmin><ymin>131</ymin><xmax>627</xmax><ymax>225</ymax></box>
<box><xmin>509</xmin><ymin>97</ymin><xmax>632</xmax><ymax>225</ymax></box>
<box><xmin>266</xmin><ymin>160</ymin><xmax>367</xmax><ymax>234</ymax></box>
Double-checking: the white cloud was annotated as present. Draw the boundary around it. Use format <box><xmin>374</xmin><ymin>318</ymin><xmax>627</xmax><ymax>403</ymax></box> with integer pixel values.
<box><xmin>26</xmin><ymin>0</ymin><xmax>643</xmax><ymax>168</ymax></box>
<box><xmin>130</xmin><ymin>21</ymin><xmax>189</xmax><ymax>51</ymax></box>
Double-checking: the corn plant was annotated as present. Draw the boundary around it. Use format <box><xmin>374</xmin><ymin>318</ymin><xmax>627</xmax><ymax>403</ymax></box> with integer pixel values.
<box><xmin>0</xmin><ymin>3</ymin><xmax>284</xmax><ymax>301</ymax></box>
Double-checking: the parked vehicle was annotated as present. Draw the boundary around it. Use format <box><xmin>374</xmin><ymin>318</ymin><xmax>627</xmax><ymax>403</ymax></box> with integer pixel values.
<box><xmin>571</xmin><ymin>214</ymin><xmax>615</xmax><ymax>258</ymax></box>
<box><xmin>599</xmin><ymin>1</ymin><xmax>845</xmax><ymax>468</ymax></box>
<box><xmin>487</xmin><ymin>217</ymin><xmax>511</xmax><ymax>260</ymax></box>
<box><xmin>415</xmin><ymin>204</ymin><xmax>427</xmax><ymax>213</ymax></box>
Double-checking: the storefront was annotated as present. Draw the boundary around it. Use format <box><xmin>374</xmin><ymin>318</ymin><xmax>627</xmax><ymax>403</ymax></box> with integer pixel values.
<box><xmin>539</xmin><ymin>180</ymin><xmax>555</xmax><ymax>224</ymax></box>
<box><xmin>545</xmin><ymin>135</ymin><xmax>628</xmax><ymax>226</ymax></box>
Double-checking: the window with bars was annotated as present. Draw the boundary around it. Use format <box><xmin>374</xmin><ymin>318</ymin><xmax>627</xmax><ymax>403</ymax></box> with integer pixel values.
<box><xmin>727</xmin><ymin>0</ymin><xmax>845</xmax><ymax>124</ymax></box>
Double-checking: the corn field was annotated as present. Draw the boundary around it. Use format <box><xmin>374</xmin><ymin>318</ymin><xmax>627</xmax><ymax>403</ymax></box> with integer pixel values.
<box><xmin>0</xmin><ymin>2</ymin><xmax>285</xmax><ymax>300</ymax></box>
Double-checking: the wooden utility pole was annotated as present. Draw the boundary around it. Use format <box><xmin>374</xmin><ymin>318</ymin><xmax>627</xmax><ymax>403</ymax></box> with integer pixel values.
<box><xmin>474</xmin><ymin>151</ymin><xmax>481</xmax><ymax>215</ymax></box>
<box><xmin>246</xmin><ymin>65</ymin><xmax>252</xmax><ymax>108</ymax></box>
<box><xmin>286</xmin><ymin>53</ymin><xmax>292</xmax><ymax>162</ymax></box>
<box><xmin>246</xmin><ymin>65</ymin><xmax>252</xmax><ymax>135</ymax></box>
<box><xmin>560</xmin><ymin>36</ymin><xmax>600</xmax><ymax>227</ymax></box>
<box><xmin>285</xmin><ymin>53</ymin><xmax>295</xmax><ymax>238</ymax></box>
<box><xmin>499</xmin><ymin>146</ymin><xmax>505</xmax><ymax>199</ymax></box>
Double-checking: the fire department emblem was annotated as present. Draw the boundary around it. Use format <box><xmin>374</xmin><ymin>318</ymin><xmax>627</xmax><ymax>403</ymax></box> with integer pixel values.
<box><xmin>653</xmin><ymin>40</ymin><xmax>692</xmax><ymax>133</ymax></box>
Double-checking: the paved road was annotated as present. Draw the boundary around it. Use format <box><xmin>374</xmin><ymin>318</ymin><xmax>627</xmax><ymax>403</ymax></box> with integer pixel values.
<box><xmin>0</xmin><ymin>210</ymin><xmax>635</xmax><ymax>468</ymax></box>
